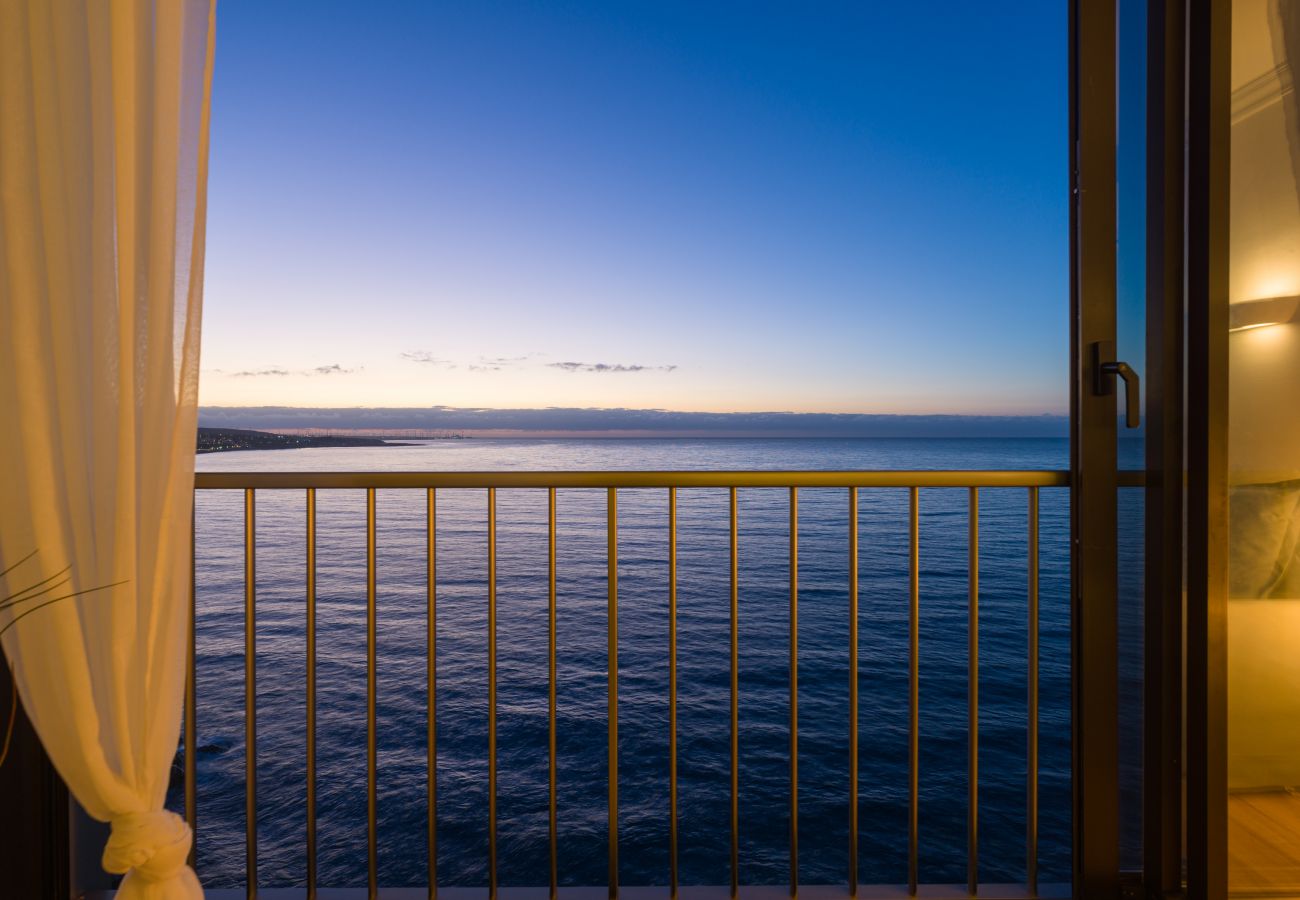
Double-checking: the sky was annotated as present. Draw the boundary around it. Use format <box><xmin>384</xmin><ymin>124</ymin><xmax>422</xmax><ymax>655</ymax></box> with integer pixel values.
<box><xmin>199</xmin><ymin>1</ymin><xmax>1070</xmax><ymax>417</ymax></box>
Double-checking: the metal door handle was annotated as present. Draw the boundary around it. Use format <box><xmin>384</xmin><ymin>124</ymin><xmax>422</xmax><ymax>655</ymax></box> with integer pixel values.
<box><xmin>1102</xmin><ymin>361</ymin><xmax>1140</xmax><ymax>428</ymax></box>
<box><xmin>1091</xmin><ymin>341</ymin><xmax>1140</xmax><ymax>428</ymax></box>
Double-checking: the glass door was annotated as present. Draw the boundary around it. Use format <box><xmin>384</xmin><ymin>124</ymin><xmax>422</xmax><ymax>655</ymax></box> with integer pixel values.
<box><xmin>1223</xmin><ymin>0</ymin><xmax>1300</xmax><ymax>892</ymax></box>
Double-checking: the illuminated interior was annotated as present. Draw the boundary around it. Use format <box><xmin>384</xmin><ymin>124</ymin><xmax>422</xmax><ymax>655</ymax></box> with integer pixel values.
<box><xmin>1227</xmin><ymin>0</ymin><xmax>1300</xmax><ymax>891</ymax></box>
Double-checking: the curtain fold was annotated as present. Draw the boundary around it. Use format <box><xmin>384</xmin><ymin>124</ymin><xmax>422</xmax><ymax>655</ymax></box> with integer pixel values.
<box><xmin>0</xmin><ymin>1</ymin><xmax>215</xmax><ymax>897</ymax></box>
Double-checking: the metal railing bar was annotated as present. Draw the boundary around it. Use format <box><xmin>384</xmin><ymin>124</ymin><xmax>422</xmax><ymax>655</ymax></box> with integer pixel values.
<box><xmin>968</xmin><ymin>488</ymin><xmax>979</xmax><ymax>896</ymax></box>
<box><xmin>306</xmin><ymin>489</ymin><xmax>318</xmax><ymax>899</ymax></box>
<box><xmin>245</xmin><ymin>488</ymin><xmax>257</xmax><ymax>900</ymax></box>
<box><xmin>488</xmin><ymin>488</ymin><xmax>499</xmax><ymax>900</ymax></box>
<box><xmin>428</xmin><ymin>488</ymin><xmax>438</xmax><ymax>900</ymax></box>
<box><xmin>195</xmin><ymin>470</ymin><xmax>1072</xmax><ymax>491</ymax></box>
<box><xmin>790</xmin><ymin>487</ymin><xmax>799</xmax><ymax>898</ymax></box>
<box><xmin>1027</xmin><ymin>487</ymin><xmax>1040</xmax><ymax>897</ymax></box>
<box><xmin>608</xmin><ymin>487</ymin><xmax>619</xmax><ymax>900</ymax></box>
<box><xmin>669</xmin><ymin>487</ymin><xmax>679</xmax><ymax>900</ymax></box>
<box><xmin>186</xmin><ymin>505</ymin><xmax>197</xmax><ymax>869</ymax></box>
<box><xmin>848</xmin><ymin>487</ymin><xmax>859</xmax><ymax>897</ymax></box>
<box><xmin>183</xmin><ymin>471</ymin><xmax>1071</xmax><ymax>897</ymax></box>
<box><xmin>367</xmin><ymin>488</ymin><xmax>378</xmax><ymax>900</ymax></box>
<box><xmin>549</xmin><ymin>487</ymin><xmax>559</xmax><ymax>900</ymax></box>
<box><xmin>730</xmin><ymin>486</ymin><xmax>740</xmax><ymax>899</ymax></box>
<box><xmin>908</xmin><ymin>487</ymin><xmax>919</xmax><ymax>898</ymax></box>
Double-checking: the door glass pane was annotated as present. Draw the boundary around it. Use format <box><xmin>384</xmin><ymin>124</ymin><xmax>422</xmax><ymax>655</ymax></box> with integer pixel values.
<box><xmin>1118</xmin><ymin>0</ymin><xmax>1147</xmax><ymax>871</ymax></box>
<box><xmin>1226</xmin><ymin>0</ymin><xmax>1300</xmax><ymax>891</ymax></box>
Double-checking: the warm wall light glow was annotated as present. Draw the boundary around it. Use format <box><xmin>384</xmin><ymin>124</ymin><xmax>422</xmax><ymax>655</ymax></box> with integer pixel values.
<box><xmin>1245</xmin><ymin>275</ymin><xmax>1300</xmax><ymax>303</ymax></box>
<box><xmin>1229</xmin><ymin>295</ymin><xmax>1300</xmax><ymax>332</ymax></box>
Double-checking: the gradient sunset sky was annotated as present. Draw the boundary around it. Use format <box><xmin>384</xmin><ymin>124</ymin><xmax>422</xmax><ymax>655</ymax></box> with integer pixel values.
<box><xmin>199</xmin><ymin>2</ymin><xmax>1071</xmax><ymax>415</ymax></box>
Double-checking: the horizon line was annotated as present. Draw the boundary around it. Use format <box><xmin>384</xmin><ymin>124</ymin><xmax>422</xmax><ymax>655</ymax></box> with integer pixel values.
<box><xmin>198</xmin><ymin>405</ymin><xmax>1079</xmax><ymax>439</ymax></box>
<box><xmin>198</xmin><ymin>403</ymin><xmax>1070</xmax><ymax>416</ymax></box>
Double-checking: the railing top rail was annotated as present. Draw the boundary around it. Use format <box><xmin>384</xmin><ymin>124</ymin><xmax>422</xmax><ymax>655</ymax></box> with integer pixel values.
<box><xmin>194</xmin><ymin>469</ymin><xmax>1074</xmax><ymax>490</ymax></box>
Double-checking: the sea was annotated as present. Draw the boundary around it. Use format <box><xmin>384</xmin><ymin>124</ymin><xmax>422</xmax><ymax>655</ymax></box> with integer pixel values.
<box><xmin>177</xmin><ymin>437</ymin><xmax>1145</xmax><ymax>890</ymax></box>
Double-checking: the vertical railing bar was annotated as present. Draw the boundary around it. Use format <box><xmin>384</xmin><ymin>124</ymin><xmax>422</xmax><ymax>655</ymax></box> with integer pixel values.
<box><xmin>908</xmin><ymin>486</ymin><xmax>919</xmax><ymax>897</ymax></box>
<box><xmin>730</xmin><ymin>486</ymin><xmax>740</xmax><ymax>899</ymax></box>
<box><xmin>366</xmin><ymin>488</ymin><xmax>378</xmax><ymax>900</ymax></box>
<box><xmin>245</xmin><ymin>488</ymin><xmax>257</xmax><ymax>900</ymax></box>
<box><xmin>968</xmin><ymin>487</ymin><xmax>979</xmax><ymax>896</ymax></box>
<box><xmin>549</xmin><ymin>487</ymin><xmax>559</xmax><ymax>900</ymax></box>
<box><xmin>669</xmin><ymin>487</ymin><xmax>680</xmax><ymax>900</ymax></box>
<box><xmin>608</xmin><ymin>487</ymin><xmax>619</xmax><ymax>899</ymax></box>
<box><xmin>488</xmin><ymin>487</ymin><xmax>499</xmax><ymax>900</ymax></box>
<box><xmin>428</xmin><ymin>488</ymin><xmax>438</xmax><ymax>900</ymax></box>
<box><xmin>789</xmin><ymin>486</ymin><xmax>799</xmax><ymax>899</ymax></box>
<box><xmin>186</xmin><ymin>502</ymin><xmax>197</xmax><ymax>870</ymax></box>
<box><xmin>848</xmin><ymin>487</ymin><xmax>859</xmax><ymax>897</ymax></box>
<box><xmin>306</xmin><ymin>489</ymin><xmax>318</xmax><ymax>899</ymax></box>
<box><xmin>1027</xmin><ymin>487</ymin><xmax>1039</xmax><ymax>896</ymax></box>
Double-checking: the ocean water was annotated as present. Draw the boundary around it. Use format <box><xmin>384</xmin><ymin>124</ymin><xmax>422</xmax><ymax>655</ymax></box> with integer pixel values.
<box><xmin>177</xmin><ymin>438</ymin><xmax>1132</xmax><ymax>890</ymax></box>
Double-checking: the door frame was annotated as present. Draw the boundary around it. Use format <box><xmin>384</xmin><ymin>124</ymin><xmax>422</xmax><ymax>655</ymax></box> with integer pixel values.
<box><xmin>1071</xmin><ymin>1</ymin><xmax>1122</xmax><ymax>897</ymax></box>
<box><xmin>1143</xmin><ymin>2</ymin><xmax>1186</xmax><ymax>898</ymax></box>
<box><xmin>1139</xmin><ymin>1</ymin><xmax>1231</xmax><ymax>898</ymax></box>
<box><xmin>1184</xmin><ymin>0</ymin><xmax>1231</xmax><ymax>898</ymax></box>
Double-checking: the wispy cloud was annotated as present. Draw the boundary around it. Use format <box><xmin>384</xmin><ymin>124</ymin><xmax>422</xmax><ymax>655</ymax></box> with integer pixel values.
<box><xmin>548</xmin><ymin>361</ymin><xmax>677</xmax><ymax>374</ymax></box>
<box><xmin>231</xmin><ymin>367</ymin><xmax>292</xmax><ymax>378</ymax></box>
<box><xmin>402</xmin><ymin>352</ymin><xmax>538</xmax><ymax>372</ymax></box>
<box><xmin>468</xmin><ymin>354</ymin><xmax>537</xmax><ymax>372</ymax></box>
<box><xmin>400</xmin><ymin>351</ymin><xmax>455</xmax><ymax>367</ymax></box>
<box><xmin>230</xmin><ymin>364</ymin><xmax>358</xmax><ymax>378</ymax></box>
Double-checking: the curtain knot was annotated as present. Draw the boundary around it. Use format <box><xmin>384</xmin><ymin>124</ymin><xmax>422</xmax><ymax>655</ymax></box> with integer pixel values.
<box><xmin>103</xmin><ymin>810</ymin><xmax>201</xmax><ymax>896</ymax></box>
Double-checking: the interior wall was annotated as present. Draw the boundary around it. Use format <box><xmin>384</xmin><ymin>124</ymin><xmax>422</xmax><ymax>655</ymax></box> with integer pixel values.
<box><xmin>1227</xmin><ymin>0</ymin><xmax>1300</xmax><ymax>789</ymax></box>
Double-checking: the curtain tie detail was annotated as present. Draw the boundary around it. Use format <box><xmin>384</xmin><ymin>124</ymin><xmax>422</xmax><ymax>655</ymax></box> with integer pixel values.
<box><xmin>103</xmin><ymin>811</ymin><xmax>202</xmax><ymax>898</ymax></box>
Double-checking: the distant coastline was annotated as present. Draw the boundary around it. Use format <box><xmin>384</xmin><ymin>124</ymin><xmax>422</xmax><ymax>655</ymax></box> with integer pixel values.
<box><xmin>198</xmin><ymin>405</ymin><xmax>1078</xmax><ymax>439</ymax></box>
<box><xmin>197</xmin><ymin>426</ymin><xmax>409</xmax><ymax>454</ymax></box>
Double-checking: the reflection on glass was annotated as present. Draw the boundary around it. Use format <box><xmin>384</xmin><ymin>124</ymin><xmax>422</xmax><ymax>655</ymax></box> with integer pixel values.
<box><xmin>1227</xmin><ymin>0</ymin><xmax>1300</xmax><ymax>892</ymax></box>
<box><xmin>1117</xmin><ymin>0</ymin><xmax>1147</xmax><ymax>870</ymax></box>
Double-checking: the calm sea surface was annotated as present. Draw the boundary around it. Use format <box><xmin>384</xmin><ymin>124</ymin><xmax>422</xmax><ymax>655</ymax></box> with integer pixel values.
<box><xmin>177</xmin><ymin>438</ymin><xmax>1141</xmax><ymax>889</ymax></box>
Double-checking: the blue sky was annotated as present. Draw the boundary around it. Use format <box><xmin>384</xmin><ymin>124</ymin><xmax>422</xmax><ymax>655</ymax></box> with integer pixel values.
<box><xmin>199</xmin><ymin>2</ymin><xmax>1069</xmax><ymax>415</ymax></box>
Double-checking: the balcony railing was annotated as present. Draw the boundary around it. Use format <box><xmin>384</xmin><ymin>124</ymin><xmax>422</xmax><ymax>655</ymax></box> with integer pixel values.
<box><xmin>180</xmin><ymin>470</ymin><xmax>1076</xmax><ymax>900</ymax></box>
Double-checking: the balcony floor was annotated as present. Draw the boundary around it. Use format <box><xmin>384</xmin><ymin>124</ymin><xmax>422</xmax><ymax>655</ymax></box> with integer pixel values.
<box><xmin>88</xmin><ymin>884</ymin><xmax>1072</xmax><ymax>900</ymax></box>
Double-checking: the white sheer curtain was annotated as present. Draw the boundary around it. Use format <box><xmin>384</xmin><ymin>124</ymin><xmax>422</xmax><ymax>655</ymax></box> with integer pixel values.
<box><xmin>0</xmin><ymin>1</ymin><xmax>215</xmax><ymax>897</ymax></box>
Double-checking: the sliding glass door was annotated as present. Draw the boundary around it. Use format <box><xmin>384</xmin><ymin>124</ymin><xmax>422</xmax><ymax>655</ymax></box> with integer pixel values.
<box><xmin>1224</xmin><ymin>0</ymin><xmax>1300</xmax><ymax>892</ymax></box>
